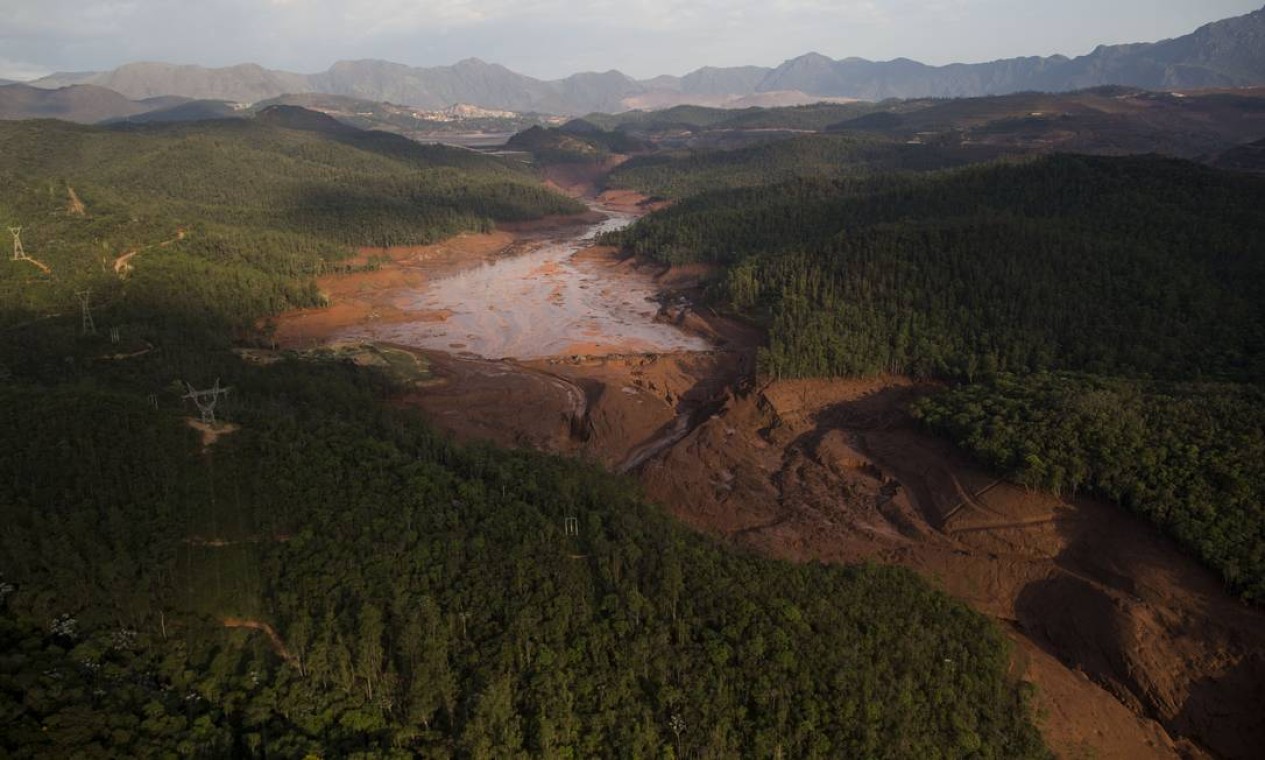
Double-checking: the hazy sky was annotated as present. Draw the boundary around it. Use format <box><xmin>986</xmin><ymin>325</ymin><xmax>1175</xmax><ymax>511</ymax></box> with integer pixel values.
<box><xmin>1</xmin><ymin>0</ymin><xmax>1260</xmax><ymax>81</ymax></box>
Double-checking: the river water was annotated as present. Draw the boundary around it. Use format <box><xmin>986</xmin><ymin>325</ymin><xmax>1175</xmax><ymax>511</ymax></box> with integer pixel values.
<box><xmin>336</xmin><ymin>209</ymin><xmax>711</xmax><ymax>360</ymax></box>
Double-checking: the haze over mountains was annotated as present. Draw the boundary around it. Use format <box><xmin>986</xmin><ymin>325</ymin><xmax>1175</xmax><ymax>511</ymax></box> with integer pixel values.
<box><xmin>0</xmin><ymin>82</ymin><xmax>194</xmax><ymax>123</ymax></box>
<box><xmin>17</xmin><ymin>6</ymin><xmax>1265</xmax><ymax>115</ymax></box>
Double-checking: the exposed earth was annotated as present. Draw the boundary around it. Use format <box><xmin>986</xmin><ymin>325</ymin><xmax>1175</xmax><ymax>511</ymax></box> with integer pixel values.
<box><xmin>271</xmin><ymin>172</ymin><xmax>1265</xmax><ymax>760</ymax></box>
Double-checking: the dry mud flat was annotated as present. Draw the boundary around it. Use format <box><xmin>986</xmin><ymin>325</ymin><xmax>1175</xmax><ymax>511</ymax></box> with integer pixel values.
<box><xmin>272</xmin><ymin>229</ymin><xmax>521</xmax><ymax>347</ymax></box>
<box><xmin>639</xmin><ymin>378</ymin><xmax>1265</xmax><ymax>759</ymax></box>
<box><xmin>397</xmin><ymin>347</ymin><xmax>747</xmax><ymax>469</ymax></box>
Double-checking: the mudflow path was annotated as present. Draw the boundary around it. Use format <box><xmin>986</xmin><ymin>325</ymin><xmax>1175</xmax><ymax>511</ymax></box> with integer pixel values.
<box><xmin>274</xmin><ymin>187</ymin><xmax>1264</xmax><ymax>759</ymax></box>
<box><xmin>274</xmin><ymin>195</ymin><xmax>750</xmax><ymax>468</ymax></box>
<box><xmin>638</xmin><ymin>377</ymin><xmax>1265</xmax><ymax>760</ymax></box>
<box><xmin>331</xmin><ymin>209</ymin><xmax>710</xmax><ymax>359</ymax></box>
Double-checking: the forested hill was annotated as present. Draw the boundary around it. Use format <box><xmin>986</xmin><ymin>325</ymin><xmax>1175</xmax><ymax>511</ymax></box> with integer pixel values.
<box><xmin>0</xmin><ymin>354</ymin><xmax>1047</xmax><ymax>756</ymax></box>
<box><xmin>611</xmin><ymin>152</ymin><xmax>1265</xmax><ymax>601</ymax></box>
<box><xmin>606</xmin><ymin>133</ymin><xmax>1005</xmax><ymax>198</ymax></box>
<box><xmin>0</xmin><ymin>112</ymin><xmax>582</xmax><ymax>329</ymax></box>
<box><xmin>580</xmin><ymin>101</ymin><xmax>886</xmax><ymax>134</ymax></box>
<box><xmin>0</xmin><ymin>107</ymin><xmax>1048</xmax><ymax>755</ymax></box>
<box><xmin>613</xmin><ymin>154</ymin><xmax>1265</xmax><ymax>382</ymax></box>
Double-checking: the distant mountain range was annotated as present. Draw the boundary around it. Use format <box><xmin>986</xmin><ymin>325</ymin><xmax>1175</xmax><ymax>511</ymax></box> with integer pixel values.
<box><xmin>14</xmin><ymin>6</ymin><xmax>1265</xmax><ymax>115</ymax></box>
<box><xmin>0</xmin><ymin>84</ymin><xmax>560</xmax><ymax>137</ymax></box>
<box><xmin>0</xmin><ymin>83</ymin><xmax>192</xmax><ymax>123</ymax></box>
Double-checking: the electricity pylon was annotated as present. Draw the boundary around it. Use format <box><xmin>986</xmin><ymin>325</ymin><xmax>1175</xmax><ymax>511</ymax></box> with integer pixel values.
<box><xmin>183</xmin><ymin>380</ymin><xmax>231</xmax><ymax>426</ymax></box>
<box><xmin>75</xmin><ymin>290</ymin><xmax>96</xmax><ymax>335</ymax></box>
<box><xmin>9</xmin><ymin>227</ymin><xmax>28</xmax><ymax>261</ymax></box>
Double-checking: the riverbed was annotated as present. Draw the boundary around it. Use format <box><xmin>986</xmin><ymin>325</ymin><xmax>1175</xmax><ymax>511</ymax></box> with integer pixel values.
<box><xmin>329</xmin><ymin>209</ymin><xmax>711</xmax><ymax>359</ymax></box>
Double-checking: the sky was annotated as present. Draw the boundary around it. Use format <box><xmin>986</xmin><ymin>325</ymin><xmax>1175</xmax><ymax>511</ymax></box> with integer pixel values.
<box><xmin>1</xmin><ymin>0</ymin><xmax>1261</xmax><ymax>82</ymax></box>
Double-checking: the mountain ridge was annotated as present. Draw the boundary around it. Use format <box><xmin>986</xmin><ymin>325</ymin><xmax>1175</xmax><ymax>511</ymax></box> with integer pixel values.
<box><xmin>0</xmin><ymin>82</ymin><xmax>157</xmax><ymax>122</ymax></box>
<box><xmin>24</xmin><ymin>6</ymin><xmax>1265</xmax><ymax>114</ymax></box>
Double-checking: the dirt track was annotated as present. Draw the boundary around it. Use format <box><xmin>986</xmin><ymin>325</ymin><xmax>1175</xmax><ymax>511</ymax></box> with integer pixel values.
<box><xmin>223</xmin><ymin>618</ymin><xmax>296</xmax><ymax>664</ymax></box>
<box><xmin>113</xmin><ymin>228</ymin><xmax>186</xmax><ymax>275</ymax></box>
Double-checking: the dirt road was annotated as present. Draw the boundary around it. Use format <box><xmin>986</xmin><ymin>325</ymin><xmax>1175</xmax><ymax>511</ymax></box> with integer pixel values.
<box><xmin>113</xmin><ymin>228</ymin><xmax>186</xmax><ymax>275</ymax></box>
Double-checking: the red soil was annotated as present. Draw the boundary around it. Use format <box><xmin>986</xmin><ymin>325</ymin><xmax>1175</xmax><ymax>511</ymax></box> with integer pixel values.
<box><xmin>637</xmin><ymin>378</ymin><xmax>1265</xmax><ymax>760</ymax></box>
<box><xmin>223</xmin><ymin>618</ymin><xmax>296</xmax><ymax>664</ymax></box>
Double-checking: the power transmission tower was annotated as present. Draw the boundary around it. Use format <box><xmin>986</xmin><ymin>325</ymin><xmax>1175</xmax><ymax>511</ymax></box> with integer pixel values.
<box><xmin>75</xmin><ymin>290</ymin><xmax>96</xmax><ymax>335</ymax></box>
<box><xmin>183</xmin><ymin>380</ymin><xmax>231</xmax><ymax>426</ymax></box>
<box><xmin>8</xmin><ymin>227</ymin><xmax>28</xmax><ymax>261</ymax></box>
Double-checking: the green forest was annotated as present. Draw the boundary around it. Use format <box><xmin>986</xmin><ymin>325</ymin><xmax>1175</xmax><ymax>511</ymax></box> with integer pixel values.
<box><xmin>0</xmin><ymin>112</ymin><xmax>1048</xmax><ymax>756</ymax></box>
<box><xmin>0</xmin><ymin>350</ymin><xmax>1046</xmax><ymax>758</ymax></box>
<box><xmin>611</xmin><ymin>154</ymin><xmax>1265</xmax><ymax>381</ymax></box>
<box><xmin>913</xmin><ymin>374</ymin><xmax>1265</xmax><ymax>601</ymax></box>
<box><xmin>580</xmin><ymin>101</ymin><xmax>894</xmax><ymax>135</ymax></box>
<box><xmin>505</xmin><ymin>124</ymin><xmax>647</xmax><ymax>164</ymax></box>
<box><xmin>607</xmin><ymin>134</ymin><xmax>1002</xmax><ymax>199</ymax></box>
<box><xmin>0</xmin><ymin>113</ymin><xmax>582</xmax><ymax>327</ymax></box>
<box><xmin>610</xmin><ymin>152</ymin><xmax>1265</xmax><ymax>600</ymax></box>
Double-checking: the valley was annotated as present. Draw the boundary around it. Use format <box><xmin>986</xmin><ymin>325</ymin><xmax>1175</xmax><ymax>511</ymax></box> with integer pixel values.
<box><xmin>273</xmin><ymin>167</ymin><xmax>1265</xmax><ymax>759</ymax></box>
<box><xmin>4</xmin><ymin>8</ymin><xmax>1265</xmax><ymax>753</ymax></box>
<box><xmin>272</xmin><ymin>190</ymin><xmax>749</xmax><ymax>467</ymax></box>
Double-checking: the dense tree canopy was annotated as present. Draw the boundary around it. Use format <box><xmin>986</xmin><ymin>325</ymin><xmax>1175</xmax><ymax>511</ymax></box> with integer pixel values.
<box><xmin>610</xmin><ymin>151</ymin><xmax>1265</xmax><ymax>600</ymax></box>
<box><xmin>0</xmin><ymin>114</ymin><xmax>1047</xmax><ymax>756</ymax></box>
<box><xmin>612</xmin><ymin>154</ymin><xmax>1265</xmax><ymax>383</ymax></box>
<box><xmin>0</xmin><ymin>327</ymin><xmax>1046</xmax><ymax>758</ymax></box>
<box><xmin>913</xmin><ymin>374</ymin><xmax>1265</xmax><ymax>600</ymax></box>
<box><xmin>607</xmin><ymin>133</ymin><xmax>1002</xmax><ymax>199</ymax></box>
<box><xmin>0</xmin><ymin>117</ymin><xmax>583</xmax><ymax>327</ymax></box>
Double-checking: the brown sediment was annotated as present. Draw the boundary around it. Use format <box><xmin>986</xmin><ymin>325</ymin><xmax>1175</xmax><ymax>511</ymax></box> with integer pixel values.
<box><xmin>635</xmin><ymin>377</ymin><xmax>1265</xmax><ymax>760</ymax></box>
<box><xmin>595</xmin><ymin>187</ymin><xmax>673</xmax><ymax>214</ymax></box>
<box><xmin>186</xmin><ymin>418</ymin><xmax>240</xmax><ymax>448</ymax></box>
<box><xmin>272</xmin><ymin>230</ymin><xmax>517</xmax><ymax>347</ymax></box>
<box><xmin>541</xmin><ymin>157</ymin><xmax>630</xmax><ymax>198</ymax></box>
<box><xmin>222</xmin><ymin>618</ymin><xmax>296</xmax><ymax>664</ymax></box>
<box><xmin>352</xmin><ymin>229</ymin><xmax>514</xmax><ymax>266</ymax></box>
<box><xmin>556</xmin><ymin>338</ymin><xmax>659</xmax><ymax>356</ymax></box>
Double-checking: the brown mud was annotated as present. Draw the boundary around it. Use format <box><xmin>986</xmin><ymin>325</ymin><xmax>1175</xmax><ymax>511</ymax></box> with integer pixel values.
<box><xmin>268</xmin><ymin>177</ymin><xmax>1264</xmax><ymax>759</ymax></box>
<box><xmin>222</xmin><ymin>618</ymin><xmax>296</xmax><ymax>664</ymax></box>
<box><xmin>638</xmin><ymin>379</ymin><xmax>1265</xmax><ymax>759</ymax></box>
<box><xmin>186</xmin><ymin>418</ymin><xmax>240</xmax><ymax>448</ymax></box>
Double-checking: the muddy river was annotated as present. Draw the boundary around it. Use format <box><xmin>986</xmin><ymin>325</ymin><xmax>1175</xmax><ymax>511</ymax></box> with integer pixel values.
<box><xmin>333</xmin><ymin>210</ymin><xmax>711</xmax><ymax>359</ymax></box>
